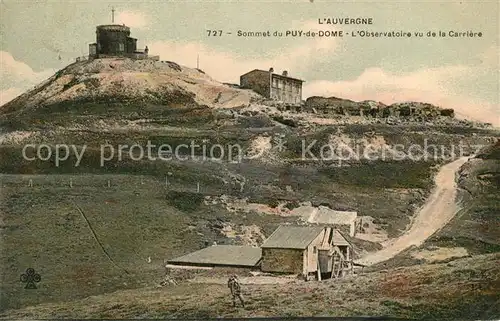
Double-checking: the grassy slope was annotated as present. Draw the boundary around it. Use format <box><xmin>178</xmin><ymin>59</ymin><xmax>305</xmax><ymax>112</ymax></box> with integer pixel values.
<box><xmin>0</xmin><ymin>174</ymin><xmax>292</xmax><ymax>311</ymax></box>
<box><xmin>0</xmin><ymin>110</ymin><xmax>498</xmax><ymax>312</ymax></box>
<box><xmin>0</xmin><ymin>145</ymin><xmax>437</xmax><ymax>237</ymax></box>
<box><xmin>1</xmin><ymin>253</ymin><xmax>498</xmax><ymax>319</ymax></box>
<box><xmin>1</xmin><ymin>122</ymin><xmax>495</xmax><ymax>233</ymax></box>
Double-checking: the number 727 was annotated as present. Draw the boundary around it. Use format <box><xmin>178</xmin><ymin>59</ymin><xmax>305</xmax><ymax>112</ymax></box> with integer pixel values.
<box><xmin>206</xmin><ymin>30</ymin><xmax>223</xmax><ymax>36</ymax></box>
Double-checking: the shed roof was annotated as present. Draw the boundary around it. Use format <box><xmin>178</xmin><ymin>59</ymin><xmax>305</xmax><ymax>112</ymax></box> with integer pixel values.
<box><xmin>168</xmin><ymin>245</ymin><xmax>262</xmax><ymax>267</ymax></box>
<box><xmin>291</xmin><ymin>206</ymin><xmax>357</xmax><ymax>225</ymax></box>
<box><xmin>261</xmin><ymin>225</ymin><xmax>324</xmax><ymax>249</ymax></box>
<box><xmin>319</xmin><ymin>207</ymin><xmax>357</xmax><ymax>225</ymax></box>
<box><xmin>332</xmin><ymin>229</ymin><xmax>350</xmax><ymax>246</ymax></box>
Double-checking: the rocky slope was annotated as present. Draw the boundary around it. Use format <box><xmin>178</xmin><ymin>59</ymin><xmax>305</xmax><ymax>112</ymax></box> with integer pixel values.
<box><xmin>0</xmin><ymin>58</ymin><xmax>259</xmax><ymax>116</ymax></box>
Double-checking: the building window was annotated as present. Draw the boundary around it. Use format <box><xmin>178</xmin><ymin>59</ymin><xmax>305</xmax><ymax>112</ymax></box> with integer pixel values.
<box><xmin>118</xmin><ymin>43</ymin><xmax>124</xmax><ymax>52</ymax></box>
<box><xmin>313</xmin><ymin>246</ymin><xmax>317</xmax><ymax>254</ymax></box>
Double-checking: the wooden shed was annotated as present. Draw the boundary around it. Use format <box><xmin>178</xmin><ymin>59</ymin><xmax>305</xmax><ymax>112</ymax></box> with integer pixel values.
<box><xmin>260</xmin><ymin>225</ymin><xmax>326</xmax><ymax>278</ymax></box>
<box><xmin>261</xmin><ymin>225</ymin><xmax>353</xmax><ymax>280</ymax></box>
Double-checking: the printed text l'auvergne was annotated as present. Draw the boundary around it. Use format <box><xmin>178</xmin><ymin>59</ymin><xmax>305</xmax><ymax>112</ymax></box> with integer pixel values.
<box><xmin>318</xmin><ymin>17</ymin><xmax>374</xmax><ymax>25</ymax></box>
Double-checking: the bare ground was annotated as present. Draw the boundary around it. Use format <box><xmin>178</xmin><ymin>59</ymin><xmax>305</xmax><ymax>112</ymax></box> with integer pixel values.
<box><xmin>1</xmin><ymin>253</ymin><xmax>498</xmax><ymax>319</ymax></box>
<box><xmin>357</xmin><ymin>157</ymin><xmax>470</xmax><ymax>266</ymax></box>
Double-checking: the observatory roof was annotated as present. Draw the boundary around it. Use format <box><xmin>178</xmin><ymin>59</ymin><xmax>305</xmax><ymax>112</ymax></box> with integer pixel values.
<box><xmin>96</xmin><ymin>24</ymin><xmax>130</xmax><ymax>32</ymax></box>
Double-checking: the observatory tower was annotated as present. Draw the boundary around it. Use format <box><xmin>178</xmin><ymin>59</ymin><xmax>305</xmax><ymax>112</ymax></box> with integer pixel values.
<box><xmin>87</xmin><ymin>8</ymin><xmax>157</xmax><ymax>60</ymax></box>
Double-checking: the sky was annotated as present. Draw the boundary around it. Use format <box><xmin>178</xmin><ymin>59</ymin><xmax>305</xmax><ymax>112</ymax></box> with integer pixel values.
<box><xmin>1</xmin><ymin>0</ymin><xmax>499</xmax><ymax>125</ymax></box>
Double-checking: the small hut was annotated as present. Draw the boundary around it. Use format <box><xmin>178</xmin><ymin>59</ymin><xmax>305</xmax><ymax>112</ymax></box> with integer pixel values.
<box><xmin>261</xmin><ymin>225</ymin><xmax>353</xmax><ymax>280</ymax></box>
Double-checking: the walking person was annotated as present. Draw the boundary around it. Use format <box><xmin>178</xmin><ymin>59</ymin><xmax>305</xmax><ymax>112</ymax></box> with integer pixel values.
<box><xmin>228</xmin><ymin>275</ymin><xmax>245</xmax><ymax>307</ymax></box>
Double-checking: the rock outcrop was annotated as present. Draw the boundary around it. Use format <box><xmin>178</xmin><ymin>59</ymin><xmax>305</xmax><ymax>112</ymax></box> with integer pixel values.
<box><xmin>304</xmin><ymin>96</ymin><xmax>455</xmax><ymax>120</ymax></box>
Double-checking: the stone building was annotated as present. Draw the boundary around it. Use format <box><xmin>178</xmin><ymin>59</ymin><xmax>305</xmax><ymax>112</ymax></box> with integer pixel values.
<box><xmin>240</xmin><ymin>68</ymin><xmax>304</xmax><ymax>105</ymax></box>
<box><xmin>88</xmin><ymin>20</ymin><xmax>158</xmax><ymax>60</ymax></box>
<box><xmin>89</xmin><ymin>24</ymin><xmax>137</xmax><ymax>57</ymax></box>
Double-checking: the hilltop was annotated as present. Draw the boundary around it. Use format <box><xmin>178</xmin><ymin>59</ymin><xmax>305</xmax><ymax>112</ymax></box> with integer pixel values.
<box><xmin>1</xmin><ymin>58</ymin><xmax>259</xmax><ymax>116</ymax></box>
<box><xmin>0</xmin><ymin>57</ymin><xmax>493</xmax><ymax>134</ymax></box>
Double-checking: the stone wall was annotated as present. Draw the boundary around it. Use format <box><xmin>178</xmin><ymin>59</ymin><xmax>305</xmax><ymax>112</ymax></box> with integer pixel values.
<box><xmin>240</xmin><ymin>70</ymin><xmax>271</xmax><ymax>98</ymax></box>
<box><xmin>96</xmin><ymin>27</ymin><xmax>130</xmax><ymax>56</ymax></box>
<box><xmin>261</xmin><ymin>248</ymin><xmax>304</xmax><ymax>273</ymax></box>
<box><xmin>270</xmin><ymin>76</ymin><xmax>302</xmax><ymax>105</ymax></box>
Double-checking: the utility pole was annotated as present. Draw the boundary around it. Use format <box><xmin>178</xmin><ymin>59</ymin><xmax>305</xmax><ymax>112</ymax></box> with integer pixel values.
<box><xmin>111</xmin><ymin>7</ymin><xmax>115</xmax><ymax>23</ymax></box>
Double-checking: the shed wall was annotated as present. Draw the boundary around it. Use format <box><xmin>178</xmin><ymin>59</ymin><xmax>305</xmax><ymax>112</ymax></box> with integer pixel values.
<box><xmin>306</xmin><ymin>229</ymin><xmax>327</xmax><ymax>273</ymax></box>
<box><xmin>261</xmin><ymin>248</ymin><xmax>304</xmax><ymax>273</ymax></box>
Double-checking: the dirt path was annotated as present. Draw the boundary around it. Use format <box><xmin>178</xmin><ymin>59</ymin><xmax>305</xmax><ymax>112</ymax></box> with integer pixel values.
<box><xmin>356</xmin><ymin>157</ymin><xmax>470</xmax><ymax>266</ymax></box>
<box><xmin>188</xmin><ymin>275</ymin><xmax>296</xmax><ymax>285</ymax></box>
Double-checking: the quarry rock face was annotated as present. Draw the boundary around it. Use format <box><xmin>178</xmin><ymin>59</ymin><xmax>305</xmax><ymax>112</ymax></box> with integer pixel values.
<box><xmin>304</xmin><ymin>96</ymin><xmax>455</xmax><ymax>119</ymax></box>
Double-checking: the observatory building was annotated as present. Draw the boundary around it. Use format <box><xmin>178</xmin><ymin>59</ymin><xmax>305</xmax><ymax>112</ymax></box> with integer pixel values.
<box><xmin>87</xmin><ymin>9</ymin><xmax>159</xmax><ymax>60</ymax></box>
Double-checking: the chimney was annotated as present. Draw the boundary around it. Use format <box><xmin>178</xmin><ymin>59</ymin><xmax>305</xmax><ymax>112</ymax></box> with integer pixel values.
<box><xmin>269</xmin><ymin>67</ymin><xmax>274</xmax><ymax>73</ymax></box>
<box><xmin>282</xmin><ymin>70</ymin><xmax>288</xmax><ymax>77</ymax></box>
